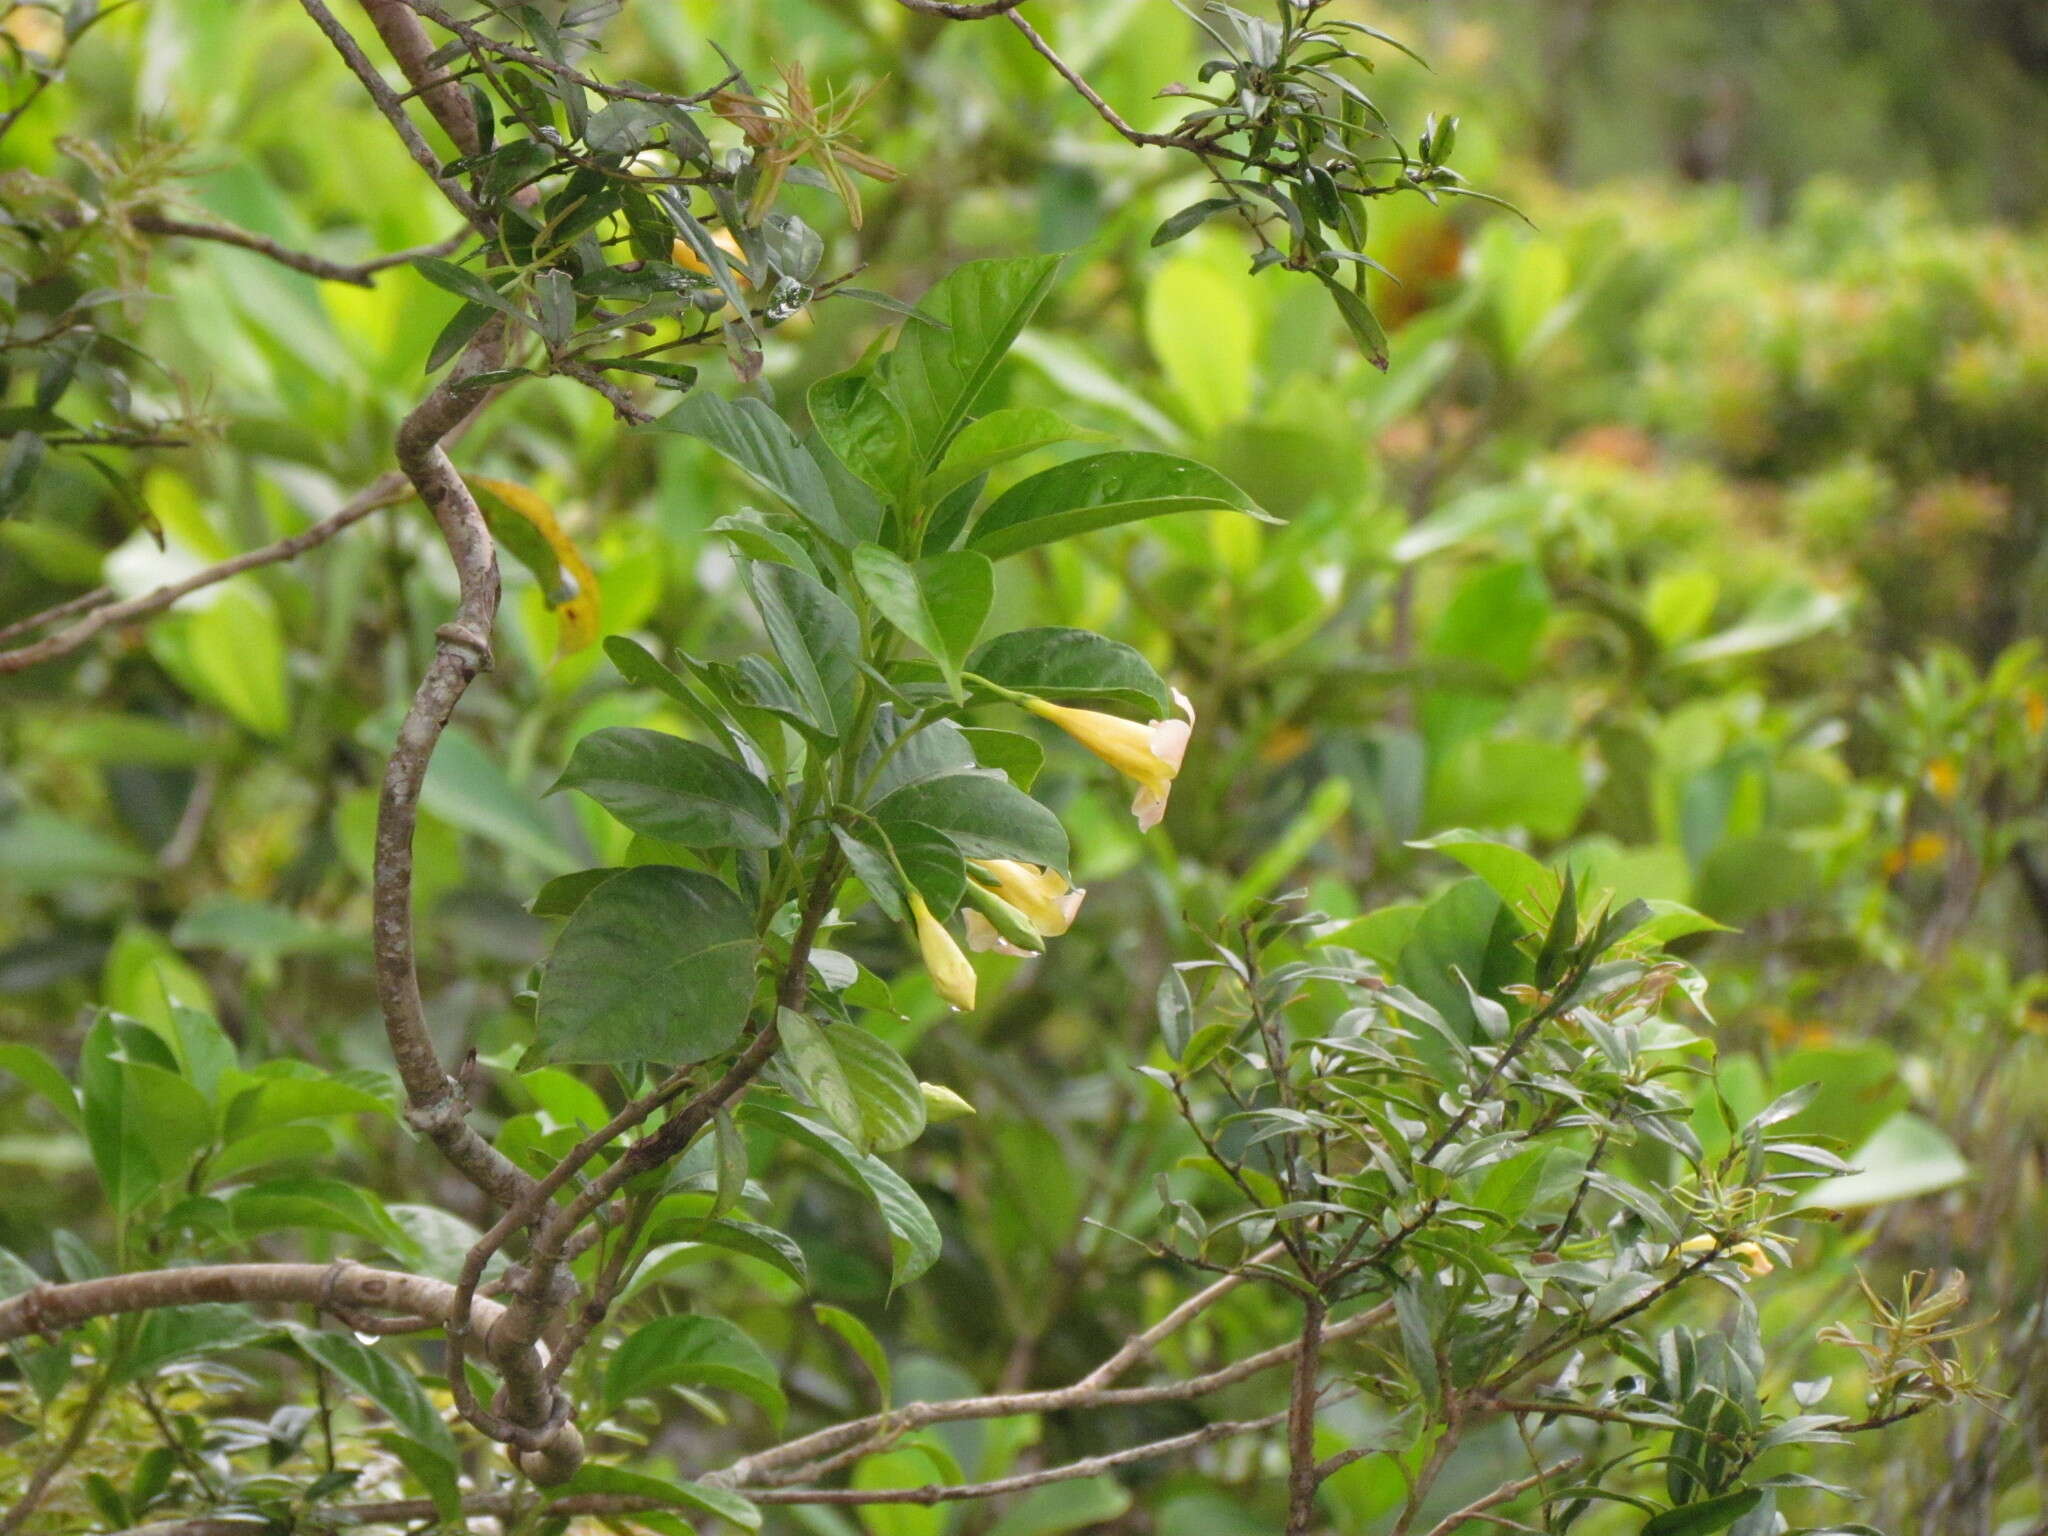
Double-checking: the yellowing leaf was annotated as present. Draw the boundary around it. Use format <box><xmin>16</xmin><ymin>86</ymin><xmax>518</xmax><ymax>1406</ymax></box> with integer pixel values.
<box><xmin>466</xmin><ymin>476</ymin><xmax>601</xmax><ymax>655</ymax></box>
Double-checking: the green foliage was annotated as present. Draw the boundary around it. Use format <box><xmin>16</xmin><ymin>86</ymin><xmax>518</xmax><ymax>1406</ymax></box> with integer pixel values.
<box><xmin>1</xmin><ymin>2</ymin><xmax>2041</xmax><ymax>1534</ymax></box>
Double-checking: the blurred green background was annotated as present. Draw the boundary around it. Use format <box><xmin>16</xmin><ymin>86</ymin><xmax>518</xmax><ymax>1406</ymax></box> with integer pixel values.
<box><xmin>3</xmin><ymin>1</ymin><xmax>2046</xmax><ymax>1530</ymax></box>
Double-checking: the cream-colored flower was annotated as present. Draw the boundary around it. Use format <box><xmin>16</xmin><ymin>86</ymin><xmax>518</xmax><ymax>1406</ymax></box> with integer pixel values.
<box><xmin>971</xmin><ymin>859</ymin><xmax>1086</xmax><ymax>937</ymax></box>
<box><xmin>1025</xmin><ymin>688</ymin><xmax>1195</xmax><ymax>831</ymax></box>
<box><xmin>910</xmin><ymin>893</ymin><xmax>976</xmax><ymax>1011</ymax></box>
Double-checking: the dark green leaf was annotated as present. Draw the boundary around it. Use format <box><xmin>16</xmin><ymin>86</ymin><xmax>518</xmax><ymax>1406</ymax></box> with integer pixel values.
<box><xmin>535</xmin><ymin>866</ymin><xmax>758</xmax><ymax>1065</ymax></box>
<box><xmin>553</xmin><ymin>727</ymin><xmax>785</xmax><ymax>849</ymax></box>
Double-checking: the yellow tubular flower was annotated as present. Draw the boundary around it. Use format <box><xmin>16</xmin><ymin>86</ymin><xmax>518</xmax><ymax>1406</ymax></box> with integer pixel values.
<box><xmin>963</xmin><ymin>909</ymin><xmax>1033</xmax><ymax>957</ymax></box>
<box><xmin>910</xmin><ymin>893</ymin><xmax>977</xmax><ymax>1011</ymax></box>
<box><xmin>1728</xmin><ymin>1242</ymin><xmax>1774</xmax><ymax>1278</ymax></box>
<box><xmin>1672</xmin><ymin>1234</ymin><xmax>1774</xmax><ymax>1278</ymax></box>
<box><xmin>971</xmin><ymin>859</ymin><xmax>1086</xmax><ymax>937</ymax></box>
<box><xmin>1025</xmin><ymin>688</ymin><xmax>1195</xmax><ymax>832</ymax></box>
<box><xmin>671</xmin><ymin>229</ymin><xmax>754</xmax><ymax>289</ymax></box>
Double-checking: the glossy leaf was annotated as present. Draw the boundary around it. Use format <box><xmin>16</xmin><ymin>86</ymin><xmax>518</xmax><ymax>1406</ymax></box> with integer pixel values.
<box><xmin>966</xmin><ymin>451</ymin><xmax>1268</xmax><ymax>560</ymax></box>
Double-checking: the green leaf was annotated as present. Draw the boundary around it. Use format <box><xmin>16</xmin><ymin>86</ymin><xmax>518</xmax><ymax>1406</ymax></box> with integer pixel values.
<box><xmin>79</xmin><ymin>1017</ymin><xmax>211</xmax><ymax>1213</ymax></box>
<box><xmin>884</xmin><ymin>254</ymin><xmax>1066</xmax><ymax>466</ymax></box>
<box><xmin>1793</xmin><ymin>1112</ymin><xmax>1971</xmax><ymax>1211</ymax></box>
<box><xmin>548</xmin><ymin>1463</ymin><xmax>760</xmax><ymax>1530</ymax></box>
<box><xmin>873</xmin><ymin>771</ymin><xmax>1069</xmax><ymax>875</ymax></box>
<box><xmin>0</xmin><ymin>1043</ymin><xmax>82</xmax><ymax>1131</ymax></box>
<box><xmin>813</xmin><ymin>1303</ymin><xmax>891</xmax><ymax>1406</ymax></box>
<box><xmin>648</xmin><ymin>1215</ymin><xmax>808</xmax><ymax>1287</ymax></box>
<box><xmin>413</xmin><ymin>257</ymin><xmax>527</xmax><ymax>329</ymax></box>
<box><xmin>967</xmin><ymin>627</ymin><xmax>1172</xmax><ymax>717</ymax></box>
<box><xmin>1407</xmin><ymin>830</ymin><xmax>1553</xmax><ymax>913</ymax></box>
<box><xmin>648</xmin><ymin>391</ymin><xmax>861</xmax><ymax>546</ymax></box>
<box><xmin>923</xmin><ymin>407</ymin><xmax>1104</xmax><ymax>504</ymax></box>
<box><xmin>810</xmin><ymin>370</ymin><xmax>918</xmax><ymax>503</ymax></box>
<box><xmin>228</xmin><ymin>1177</ymin><xmax>413</xmax><ymax>1256</ymax></box>
<box><xmin>1640</xmin><ymin>1489</ymin><xmax>1765</xmax><ymax>1536</ymax></box>
<box><xmin>604</xmin><ymin>1314</ymin><xmax>786</xmax><ymax>1429</ymax></box>
<box><xmin>295</xmin><ymin>1326</ymin><xmax>459</xmax><ymax>1467</ymax></box>
<box><xmin>852</xmin><ymin>545</ymin><xmax>993</xmax><ymax>700</ymax></box>
<box><xmin>0</xmin><ymin>430</ymin><xmax>45</xmax><ymax>518</ymax></box>
<box><xmin>739</xmin><ymin>1104</ymin><xmax>941</xmax><ymax>1289</ymax></box>
<box><xmin>535</xmin><ymin>866</ymin><xmax>758</xmax><ymax>1065</ymax></box>
<box><xmin>966</xmin><ymin>452</ymin><xmax>1268</xmax><ymax>560</ymax></box>
<box><xmin>986</xmin><ymin>1477</ymin><xmax>1134</xmax><ymax>1536</ymax></box>
<box><xmin>116</xmin><ymin>1305</ymin><xmax>269</xmax><ymax>1384</ymax></box>
<box><xmin>959</xmin><ymin>727</ymin><xmax>1044</xmax><ymax>791</ymax></box>
<box><xmin>1314</xmin><ymin>269</ymin><xmax>1390</xmax><ymax>371</ymax></box>
<box><xmin>775</xmin><ymin>1007</ymin><xmax>864</xmax><ymax>1149</ymax></box>
<box><xmin>747</xmin><ymin>563</ymin><xmax>862</xmax><ymax>743</ymax></box>
<box><xmin>553</xmin><ymin>727</ymin><xmax>785</xmax><ymax>849</ymax></box>
<box><xmin>826</xmin><ymin>1025</ymin><xmax>927</xmax><ymax>1153</ymax></box>
<box><xmin>529</xmin><ymin>867</ymin><xmax>623</xmax><ymax>917</ymax></box>
<box><xmin>1396</xmin><ymin>878</ymin><xmax>1531</xmax><ymax>1072</ymax></box>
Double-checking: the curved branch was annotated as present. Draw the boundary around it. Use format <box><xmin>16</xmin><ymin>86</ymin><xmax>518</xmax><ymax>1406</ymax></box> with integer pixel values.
<box><xmin>0</xmin><ymin>475</ymin><xmax>410</xmax><ymax>675</ymax></box>
<box><xmin>129</xmin><ymin>213</ymin><xmax>463</xmax><ymax>287</ymax></box>
<box><xmin>371</xmin><ymin>324</ymin><xmax>537</xmax><ymax>1218</ymax></box>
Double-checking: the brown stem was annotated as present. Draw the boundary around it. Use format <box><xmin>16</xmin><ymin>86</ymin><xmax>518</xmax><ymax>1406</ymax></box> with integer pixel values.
<box><xmin>0</xmin><ymin>476</ymin><xmax>409</xmax><ymax>675</ymax></box>
<box><xmin>715</xmin><ymin>1300</ymin><xmax>1391</xmax><ymax>1489</ymax></box>
<box><xmin>1286</xmin><ymin>1295</ymin><xmax>1328</xmax><ymax>1534</ymax></box>
<box><xmin>0</xmin><ymin>585</ymin><xmax>112</xmax><ymax>646</ymax></box>
<box><xmin>129</xmin><ymin>213</ymin><xmax>464</xmax><ymax>287</ymax></box>
<box><xmin>359</xmin><ymin>0</ymin><xmax>480</xmax><ymax>155</ymax></box>
<box><xmin>1418</xmin><ymin>1456</ymin><xmax>1579</xmax><ymax>1536</ymax></box>
<box><xmin>371</xmin><ymin>323</ymin><xmax>542</xmax><ymax>1222</ymax></box>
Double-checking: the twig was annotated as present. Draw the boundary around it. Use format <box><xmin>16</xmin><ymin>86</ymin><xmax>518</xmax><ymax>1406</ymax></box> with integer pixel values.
<box><xmin>0</xmin><ymin>585</ymin><xmax>111</xmax><ymax>647</ymax></box>
<box><xmin>1419</xmin><ymin>1456</ymin><xmax>1580</xmax><ymax>1536</ymax></box>
<box><xmin>892</xmin><ymin>0</ymin><xmax>1033</xmax><ymax>17</ymax></box>
<box><xmin>129</xmin><ymin>212</ymin><xmax>464</xmax><ymax>287</ymax></box>
<box><xmin>398</xmin><ymin>0</ymin><xmax>738</xmax><ymax>107</ymax></box>
<box><xmin>713</xmin><ymin>1299</ymin><xmax>1391</xmax><ymax>1488</ymax></box>
<box><xmin>742</xmin><ymin>1412</ymin><xmax>1286</xmax><ymax>1505</ymax></box>
<box><xmin>0</xmin><ymin>475</ymin><xmax>411</xmax><ymax>675</ymax></box>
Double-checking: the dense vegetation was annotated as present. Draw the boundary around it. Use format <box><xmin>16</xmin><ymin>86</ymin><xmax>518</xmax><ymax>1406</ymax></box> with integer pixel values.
<box><xmin>1</xmin><ymin>2</ymin><xmax>2042</xmax><ymax>1534</ymax></box>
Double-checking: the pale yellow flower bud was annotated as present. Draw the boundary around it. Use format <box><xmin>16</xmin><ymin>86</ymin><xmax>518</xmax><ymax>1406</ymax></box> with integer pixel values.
<box><xmin>910</xmin><ymin>893</ymin><xmax>977</xmax><ymax>1011</ymax></box>
<box><xmin>1025</xmin><ymin>688</ymin><xmax>1194</xmax><ymax>831</ymax></box>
